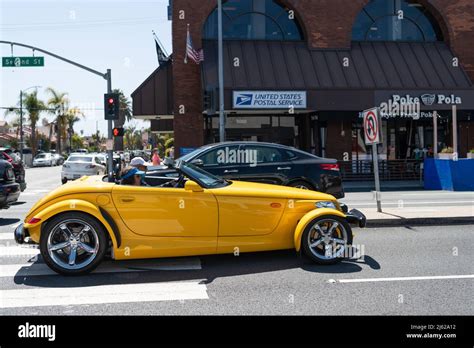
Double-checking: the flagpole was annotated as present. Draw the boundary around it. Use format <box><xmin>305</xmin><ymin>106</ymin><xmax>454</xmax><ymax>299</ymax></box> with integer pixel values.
<box><xmin>184</xmin><ymin>24</ymin><xmax>189</xmax><ymax>64</ymax></box>
<box><xmin>217</xmin><ymin>0</ymin><xmax>225</xmax><ymax>142</ymax></box>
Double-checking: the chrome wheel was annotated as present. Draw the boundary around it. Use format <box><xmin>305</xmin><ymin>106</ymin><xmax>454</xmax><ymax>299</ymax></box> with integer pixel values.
<box><xmin>307</xmin><ymin>218</ymin><xmax>348</xmax><ymax>261</ymax></box>
<box><xmin>47</xmin><ymin>219</ymin><xmax>100</xmax><ymax>270</ymax></box>
<box><xmin>296</xmin><ymin>185</ymin><xmax>309</xmax><ymax>190</ymax></box>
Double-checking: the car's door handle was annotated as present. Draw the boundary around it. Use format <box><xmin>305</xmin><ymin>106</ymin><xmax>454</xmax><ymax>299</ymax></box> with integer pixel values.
<box><xmin>120</xmin><ymin>196</ymin><xmax>135</xmax><ymax>203</ymax></box>
<box><xmin>277</xmin><ymin>167</ymin><xmax>291</xmax><ymax>170</ymax></box>
<box><xmin>224</xmin><ymin>170</ymin><xmax>239</xmax><ymax>173</ymax></box>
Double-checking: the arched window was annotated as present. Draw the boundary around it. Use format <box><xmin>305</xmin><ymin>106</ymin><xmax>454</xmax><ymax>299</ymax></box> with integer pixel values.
<box><xmin>203</xmin><ymin>0</ymin><xmax>304</xmax><ymax>41</ymax></box>
<box><xmin>352</xmin><ymin>0</ymin><xmax>443</xmax><ymax>42</ymax></box>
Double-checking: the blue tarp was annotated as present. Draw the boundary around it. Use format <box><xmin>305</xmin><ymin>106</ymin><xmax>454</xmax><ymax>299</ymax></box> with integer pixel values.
<box><xmin>424</xmin><ymin>159</ymin><xmax>474</xmax><ymax>191</ymax></box>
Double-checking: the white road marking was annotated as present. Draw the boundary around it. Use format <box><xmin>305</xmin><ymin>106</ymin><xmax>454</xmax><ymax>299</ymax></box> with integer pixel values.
<box><xmin>0</xmin><ymin>234</ymin><xmax>14</xmax><ymax>240</ymax></box>
<box><xmin>345</xmin><ymin>201</ymin><xmax>474</xmax><ymax>206</ymax></box>
<box><xmin>331</xmin><ymin>274</ymin><xmax>474</xmax><ymax>283</ymax></box>
<box><xmin>0</xmin><ymin>281</ymin><xmax>208</xmax><ymax>308</ymax></box>
<box><xmin>0</xmin><ymin>258</ymin><xmax>202</xmax><ymax>277</ymax></box>
<box><xmin>0</xmin><ymin>245</ymin><xmax>39</xmax><ymax>256</ymax></box>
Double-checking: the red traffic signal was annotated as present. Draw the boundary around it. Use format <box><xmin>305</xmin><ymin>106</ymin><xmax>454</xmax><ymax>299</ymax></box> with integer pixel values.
<box><xmin>104</xmin><ymin>93</ymin><xmax>120</xmax><ymax>120</ymax></box>
<box><xmin>113</xmin><ymin>127</ymin><xmax>124</xmax><ymax>137</ymax></box>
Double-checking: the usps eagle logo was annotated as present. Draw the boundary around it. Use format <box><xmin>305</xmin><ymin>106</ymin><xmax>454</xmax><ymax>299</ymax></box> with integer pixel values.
<box><xmin>421</xmin><ymin>94</ymin><xmax>436</xmax><ymax>106</ymax></box>
<box><xmin>235</xmin><ymin>94</ymin><xmax>253</xmax><ymax>106</ymax></box>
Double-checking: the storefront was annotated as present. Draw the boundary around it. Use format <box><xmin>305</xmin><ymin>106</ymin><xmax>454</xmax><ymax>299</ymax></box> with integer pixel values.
<box><xmin>133</xmin><ymin>0</ymin><xmax>474</xmax><ymax>177</ymax></box>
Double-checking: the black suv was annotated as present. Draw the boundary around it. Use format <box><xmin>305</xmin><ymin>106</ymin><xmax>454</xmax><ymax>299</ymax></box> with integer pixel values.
<box><xmin>0</xmin><ymin>159</ymin><xmax>20</xmax><ymax>209</ymax></box>
<box><xmin>0</xmin><ymin>149</ymin><xmax>26</xmax><ymax>191</ymax></box>
<box><xmin>147</xmin><ymin>142</ymin><xmax>344</xmax><ymax>198</ymax></box>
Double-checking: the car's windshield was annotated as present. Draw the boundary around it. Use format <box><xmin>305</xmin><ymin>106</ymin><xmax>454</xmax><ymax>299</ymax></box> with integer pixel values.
<box><xmin>178</xmin><ymin>147</ymin><xmax>210</xmax><ymax>162</ymax></box>
<box><xmin>178</xmin><ymin>160</ymin><xmax>229</xmax><ymax>188</ymax></box>
<box><xmin>68</xmin><ymin>156</ymin><xmax>92</xmax><ymax>162</ymax></box>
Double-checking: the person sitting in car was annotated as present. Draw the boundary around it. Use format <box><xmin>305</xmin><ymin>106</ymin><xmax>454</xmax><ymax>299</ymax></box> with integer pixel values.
<box><xmin>129</xmin><ymin>157</ymin><xmax>152</xmax><ymax>172</ymax></box>
<box><xmin>120</xmin><ymin>167</ymin><xmax>146</xmax><ymax>186</ymax></box>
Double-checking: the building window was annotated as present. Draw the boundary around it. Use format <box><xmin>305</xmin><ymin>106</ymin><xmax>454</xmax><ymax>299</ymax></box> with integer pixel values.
<box><xmin>352</xmin><ymin>0</ymin><xmax>443</xmax><ymax>42</ymax></box>
<box><xmin>203</xmin><ymin>0</ymin><xmax>304</xmax><ymax>41</ymax></box>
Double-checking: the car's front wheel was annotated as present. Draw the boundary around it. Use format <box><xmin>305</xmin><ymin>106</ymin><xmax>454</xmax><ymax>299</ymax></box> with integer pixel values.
<box><xmin>289</xmin><ymin>181</ymin><xmax>313</xmax><ymax>190</ymax></box>
<box><xmin>301</xmin><ymin>215</ymin><xmax>351</xmax><ymax>265</ymax></box>
<box><xmin>40</xmin><ymin>212</ymin><xmax>107</xmax><ymax>275</ymax></box>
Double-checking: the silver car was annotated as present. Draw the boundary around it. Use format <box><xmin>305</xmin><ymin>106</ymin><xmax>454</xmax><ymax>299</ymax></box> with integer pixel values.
<box><xmin>33</xmin><ymin>153</ymin><xmax>54</xmax><ymax>167</ymax></box>
<box><xmin>61</xmin><ymin>154</ymin><xmax>106</xmax><ymax>184</ymax></box>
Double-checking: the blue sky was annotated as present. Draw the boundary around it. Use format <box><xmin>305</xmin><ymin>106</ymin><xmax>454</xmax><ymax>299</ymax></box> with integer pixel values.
<box><xmin>0</xmin><ymin>0</ymin><xmax>172</xmax><ymax>136</ymax></box>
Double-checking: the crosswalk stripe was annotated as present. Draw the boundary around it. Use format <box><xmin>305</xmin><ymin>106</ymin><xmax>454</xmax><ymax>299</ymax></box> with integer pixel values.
<box><xmin>0</xmin><ymin>281</ymin><xmax>208</xmax><ymax>308</ymax></box>
<box><xmin>0</xmin><ymin>258</ymin><xmax>201</xmax><ymax>277</ymax></box>
<box><xmin>0</xmin><ymin>234</ymin><xmax>14</xmax><ymax>240</ymax></box>
<box><xmin>0</xmin><ymin>245</ymin><xmax>39</xmax><ymax>256</ymax></box>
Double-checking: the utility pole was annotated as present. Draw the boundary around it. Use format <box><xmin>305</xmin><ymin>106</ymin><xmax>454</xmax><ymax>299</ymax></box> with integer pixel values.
<box><xmin>217</xmin><ymin>0</ymin><xmax>225</xmax><ymax>142</ymax></box>
<box><xmin>106</xmin><ymin>69</ymin><xmax>114</xmax><ymax>182</ymax></box>
<box><xmin>20</xmin><ymin>90</ymin><xmax>23</xmax><ymax>163</ymax></box>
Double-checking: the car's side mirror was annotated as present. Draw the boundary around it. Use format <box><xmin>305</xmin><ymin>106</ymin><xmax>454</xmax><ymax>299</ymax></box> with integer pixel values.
<box><xmin>184</xmin><ymin>180</ymin><xmax>203</xmax><ymax>192</ymax></box>
<box><xmin>191</xmin><ymin>159</ymin><xmax>204</xmax><ymax>167</ymax></box>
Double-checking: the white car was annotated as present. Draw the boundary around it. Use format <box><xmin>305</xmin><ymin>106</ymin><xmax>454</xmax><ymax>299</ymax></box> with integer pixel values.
<box><xmin>33</xmin><ymin>153</ymin><xmax>54</xmax><ymax>167</ymax></box>
<box><xmin>61</xmin><ymin>154</ymin><xmax>106</xmax><ymax>184</ymax></box>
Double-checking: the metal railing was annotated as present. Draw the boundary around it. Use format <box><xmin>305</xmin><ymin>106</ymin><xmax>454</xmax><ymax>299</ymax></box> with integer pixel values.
<box><xmin>339</xmin><ymin>159</ymin><xmax>424</xmax><ymax>181</ymax></box>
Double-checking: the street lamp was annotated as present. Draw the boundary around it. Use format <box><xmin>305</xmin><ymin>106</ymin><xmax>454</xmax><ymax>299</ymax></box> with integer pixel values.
<box><xmin>19</xmin><ymin>85</ymin><xmax>41</xmax><ymax>163</ymax></box>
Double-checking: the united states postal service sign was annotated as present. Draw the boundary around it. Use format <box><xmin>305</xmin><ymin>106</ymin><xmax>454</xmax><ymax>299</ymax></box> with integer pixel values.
<box><xmin>233</xmin><ymin>91</ymin><xmax>307</xmax><ymax>109</ymax></box>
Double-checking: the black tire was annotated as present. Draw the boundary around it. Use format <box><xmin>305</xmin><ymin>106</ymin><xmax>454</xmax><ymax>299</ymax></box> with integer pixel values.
<box><xmin>61</xmin><ymin>178</ymin><xmax>68</xmax><ymax>184</ymax></box>
<box><xmin>289</xmin><ymin>180</ymin><xmax>314</xmax><ymax>191</ymax></box>
<box><xmin>40</xmin><ymin>212</ymin><xmax>108</xmax><ymax>275</ymax></box>
<box><xmin>301</xmin><ymin>215</ymin><xmax>351</xmax><ymax>265</ymax></box>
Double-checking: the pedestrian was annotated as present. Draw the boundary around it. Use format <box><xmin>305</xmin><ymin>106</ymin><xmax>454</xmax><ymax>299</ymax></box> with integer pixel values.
<box><xmin>152</xmin><ymin>148</ymin><xmax>161</xmax><ymax>166</ymax></box>
<box><xmin>119</xmin><ymin>167</ymin><xmax>146</xmax><ymax>186</ymax></box>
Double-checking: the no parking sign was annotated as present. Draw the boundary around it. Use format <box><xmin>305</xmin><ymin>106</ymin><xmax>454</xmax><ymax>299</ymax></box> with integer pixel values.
<box><xmin>363</xmin><ymin>108</ymin><xmax>382</xmax><ymax>145</ymax></box>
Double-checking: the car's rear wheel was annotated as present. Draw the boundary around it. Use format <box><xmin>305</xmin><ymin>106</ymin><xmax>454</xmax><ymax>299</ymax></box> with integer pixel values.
<box><xmin>61</xmin><ymin>178</ymin><xmax>68</xmax><ymax>184</ymax></box>
<box><xmin>301</xmin><ymin>215</ymin><xmax>351</xmax><ymax>265</ymax></box>
<box><xmin>40</xmin><ymin>212</ymin><xmax>107</xmax><ymax>275</ymax></box>
<box><xmin>289</xmin><ymin>180</ymin><xmax>313</xmax><ymax>190</ymax></box>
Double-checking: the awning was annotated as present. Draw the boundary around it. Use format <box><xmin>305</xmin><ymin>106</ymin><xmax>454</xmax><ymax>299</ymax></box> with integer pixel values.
<box><xmin>132</xmin><ymin>60</ymin><xmax>173</xmax><ymax>120</ymax></box>
<box><xmin>202</xmin><ymin>40</ymin><xmax>474</xmax><ymax>111</ymax></box>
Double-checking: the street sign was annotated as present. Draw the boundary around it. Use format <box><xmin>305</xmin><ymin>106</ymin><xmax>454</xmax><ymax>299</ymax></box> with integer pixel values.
<box><xmin>363</xmin><ymin>107</ymin><xmax>381</xmax><ymax>145</ymax></box>
<box><xmin>362</xmin><ymin>107</ymin><xmax>382</xmax><ymax>212</ymax></box>
<box><xmin>2</xmin><ymin>56</ymin><xmax>44</xmax><ymax>67</ymax></box>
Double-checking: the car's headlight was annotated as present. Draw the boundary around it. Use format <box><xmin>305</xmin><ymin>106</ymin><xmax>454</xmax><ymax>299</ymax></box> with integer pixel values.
<box><xmin>315</xmin><ymin>201</ymin><xmax>336</xmax><ymax>209</ymax></box>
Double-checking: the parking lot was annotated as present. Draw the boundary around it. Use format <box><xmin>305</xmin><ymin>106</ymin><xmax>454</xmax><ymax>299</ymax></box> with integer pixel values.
<box><xmin>0</xmin><ymin>166</ymin><xmax>472</xmax><ymax>315</ymax></box>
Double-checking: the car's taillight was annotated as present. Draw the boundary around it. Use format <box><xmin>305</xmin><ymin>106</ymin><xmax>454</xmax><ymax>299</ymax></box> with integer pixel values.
<box><xmin>86</xmin><ymin>164</ymin><xmax>96</xmax><ymax>169</ymax></box>
<box><xmin>63</xmin><ymin>164</ymin><xmax>70</xmax><ymax>168</ymax></box>
<box><xmin>320</xmin><ymin>163</ymin><xmax>340</xmax><ymax>171</ymax></box>
<box><xmin>27</xmin><ymin>217</ymin><xmax>41</xmax><ymax>224</ymax></box>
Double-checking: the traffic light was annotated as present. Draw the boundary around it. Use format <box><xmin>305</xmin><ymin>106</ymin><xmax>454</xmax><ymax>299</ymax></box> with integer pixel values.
<box><xmin>104</xmin><ymin>93</ymin><xmax>120</xmax><ymax>120</ymax></box>
<box><xmin>113</xmin><ymin>127</ymin><xmax>124</xmax><ymax>137</ymax></box>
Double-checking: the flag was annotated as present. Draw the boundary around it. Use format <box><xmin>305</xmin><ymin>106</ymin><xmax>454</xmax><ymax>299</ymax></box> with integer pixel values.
<box><xmin>185</xmin><ymin>24</ymin><xmax>204</xmax><ymax>64</ymax></box>
<box><xmin>153</xmin><ymin>31</ymin><xmax>170</xmax><ymax>66</ymax></box>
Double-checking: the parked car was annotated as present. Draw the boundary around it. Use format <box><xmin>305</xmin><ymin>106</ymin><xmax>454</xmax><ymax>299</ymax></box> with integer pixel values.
<box><xmin>14</xmin><ymin>159</ymin><xmax>365</xmax><ymax>275</ymax></box>
<box><xmin>33</xmin><ymin>153</ymin><xmax>54</xmax><ymax>167</ymax></box>
<box><xmin>61</xmin><ymin>154</ymin><xmax>107</xmax><ymax>184</ymax></box>
<box><xmin>146</xmin><ymin>142</ymin><xmax>344</xmax><ymax>198</ymax></box>
<box><xmin>0</xmin><ymin>150</ymin><xmax>26</xmax><ymax>191</ymax></box>
<box><xmin>0</xmin><ymin>159</ymin><xmax>20</xmax><ymax>209</ymax></box>
<box><xmin>52</xmin><ymin>153</ymin><xmax>64</xmax><ymax>166</ymax></box>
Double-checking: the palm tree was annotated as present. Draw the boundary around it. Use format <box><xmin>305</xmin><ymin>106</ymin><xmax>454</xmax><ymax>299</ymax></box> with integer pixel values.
<box><xmin>45</xmin><ymin>88</ymin><xmax>69</xmax><ymax>154</ymax></box>
<box><xmin>112</xmin><ymin>89</ymin><xmax>132</xmax><ymax>151</ymax></box>
<box><xmin>64</xmin><ymin>107</ymin><xmax>84</xmax><ymax>151</ymax></box>
<box><xmin>5</xmin><ymin>91</ymin><xmax>46</xmax><ymax>155</ymax></box>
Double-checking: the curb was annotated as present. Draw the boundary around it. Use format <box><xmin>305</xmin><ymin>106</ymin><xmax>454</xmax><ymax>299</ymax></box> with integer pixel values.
<box><xmin>365</xmin><ymin>216</ymin><xmax>474</xmax><ymax>228</ymax></box>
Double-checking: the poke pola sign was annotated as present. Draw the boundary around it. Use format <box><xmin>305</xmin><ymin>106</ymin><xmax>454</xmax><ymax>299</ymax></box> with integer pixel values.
<box><xmin>233</xmin><ymin>91</ymin><xmax>307</xmax><ymax>109</ymax></box>
<box><xmin>389</xmin><ymin>94</ymin><xmax>462</xmax><ymax>106</ymax></box>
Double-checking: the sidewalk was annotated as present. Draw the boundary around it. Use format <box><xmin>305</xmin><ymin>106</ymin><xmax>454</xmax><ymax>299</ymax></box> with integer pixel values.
<box><xmin>360</xmin><ymin>205</ymin><xmax>474</xmax><ymax>227</ymax></box>
<box><xmin>344</xmin><ymin>180</ymin><xmax>424</xmax><ymax>192</ymax></box>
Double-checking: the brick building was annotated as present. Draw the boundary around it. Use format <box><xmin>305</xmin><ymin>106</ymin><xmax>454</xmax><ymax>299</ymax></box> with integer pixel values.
<box><xmin>132</xmin><ymin>0</ymin><xmax>474</xmax><ymax>166</ymax></box>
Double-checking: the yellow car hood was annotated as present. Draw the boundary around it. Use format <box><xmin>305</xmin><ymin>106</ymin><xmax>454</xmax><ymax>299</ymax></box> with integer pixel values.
<box><xmin>27</xmin><ymin>176</ymin><xmax>114</xmax><ymax>219</ymax></box>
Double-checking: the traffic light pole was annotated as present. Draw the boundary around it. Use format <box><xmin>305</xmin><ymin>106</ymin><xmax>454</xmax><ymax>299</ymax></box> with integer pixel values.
<box><xmin>106</xmin><ymin>69</ymin><xmax>114</xmax><ymax>182</ymax></box>
<box><xmin>0</xmin><ymin>41</ymin><xmax>115</xmax><ymax>181</ymax></box>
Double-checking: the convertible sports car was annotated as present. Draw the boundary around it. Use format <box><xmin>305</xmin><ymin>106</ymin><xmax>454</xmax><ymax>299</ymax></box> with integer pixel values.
<box><xmin>15</xmin><ymin>160</ymin><xmax>366</xmax><ymax>275</ymax></box>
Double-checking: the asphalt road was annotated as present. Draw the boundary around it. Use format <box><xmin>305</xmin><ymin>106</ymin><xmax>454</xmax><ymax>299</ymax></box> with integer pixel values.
<box><xmin>0</xmin><ymin>166</ymin><xmax>473</xmax><ymax>315</ymax></box>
